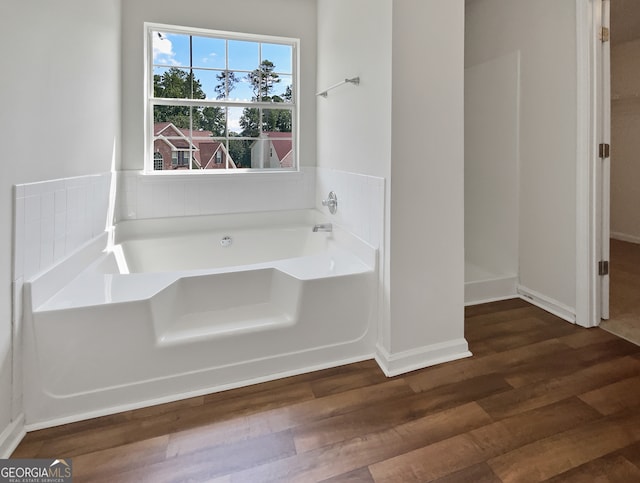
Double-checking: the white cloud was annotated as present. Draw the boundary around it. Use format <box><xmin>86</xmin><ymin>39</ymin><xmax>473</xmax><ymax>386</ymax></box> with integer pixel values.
<box><xmin>152</xmin><ymin>33</ymin><xmax>178</xmax><ymax>65</ymax></box>
<box><xmin>200</xmin><ymin>52</ymin><xmax>218</xmax><ymax>65</ymax></box>
<box><xmin>228</xmin><ymin>115</ymin><xmax>242</xmax><ymax>133</ymax></box>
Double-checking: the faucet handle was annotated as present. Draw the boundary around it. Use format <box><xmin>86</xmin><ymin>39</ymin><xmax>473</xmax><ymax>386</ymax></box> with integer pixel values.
<box><xmin>322</xmin><ymin>191</ymin><xmax>338</xmax><ymax>214</ymax></box>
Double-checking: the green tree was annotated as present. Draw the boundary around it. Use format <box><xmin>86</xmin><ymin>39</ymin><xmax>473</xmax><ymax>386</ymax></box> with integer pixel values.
<box><xmin>272</xmin><ymin>84</ymin><xmax>293</xmax><ymax>132</ymax></box>
<box><xmin>201</xmin><ymin>107</ymin><xmax>226</xmax><ymax>137</ymax></box>
<box><xmin>227</xmin><ymin>137</ymin><xmax>252</xmax><ymax>168</ymax></box>
<box><xmin>214</xmin><ymin>71</ymin><xmax>239</xmax><ymax>99</ymax></box>
<box><xmin>240</xmin><ymin>108</ymin><xmax>260</xmax><ymax>137</ymax></box>
<box><xmin>239</xmin><ymin>60</ymin><xmax>292</xmax><ymax>137</ymax></box>
<box><xmin>262</xmin><ymin>109</ymin><xmax>291</xmax><ymax>133</ymax></box>
<box><xmin>247</xmin><ymin>60</ymin><xmax>280</xmax><ymax>101</ymax></box>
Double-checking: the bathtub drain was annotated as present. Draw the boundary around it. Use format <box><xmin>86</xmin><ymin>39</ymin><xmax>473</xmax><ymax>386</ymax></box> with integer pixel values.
<box><xmin>220</xmin><ymin>236</ymin><xmax>232</xmax><ymax>247</ymax></box>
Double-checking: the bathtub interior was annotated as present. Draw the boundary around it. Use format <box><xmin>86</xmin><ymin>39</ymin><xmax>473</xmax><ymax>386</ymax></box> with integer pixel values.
<box><xmin>108</xmin><ymin>209</ymin><xmax>367</xmax><ymax>273</ymax></box>
<box><xmin>23</xmin><ymin>209</ymin><xmax>379</xmax><ymax>427</ymax></box>
<box><xmin>116</xmin><ymin>226</ymin><xmax>331</xmax><ymax>273</ymax></box>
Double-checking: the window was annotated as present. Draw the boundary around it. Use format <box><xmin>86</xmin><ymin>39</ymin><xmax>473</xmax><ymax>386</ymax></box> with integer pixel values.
<box><xmin>171</xmin><ymin>150</ymin><xmax>191</xmax><ymax>168</ymax></box>
<box><xmin>147</xmin><ymin>24</ymin><xmax>297</xmax><ymax>173</ymax></box>
<box><xmin>153</xmin><ymin>152</ymin><xmax>163</xmax><ymax>170</ymax></box>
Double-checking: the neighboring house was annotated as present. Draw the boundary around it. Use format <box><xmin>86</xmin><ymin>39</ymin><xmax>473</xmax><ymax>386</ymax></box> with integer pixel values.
<box><xmin>153</xmin><ymin>122</ymin><xmax>236</xmax><ymax>170</ymax></box>
<box><xmin>250</xmin><ymin>132</ymin><xmax>293</xmax><ymax>169</ymax></box>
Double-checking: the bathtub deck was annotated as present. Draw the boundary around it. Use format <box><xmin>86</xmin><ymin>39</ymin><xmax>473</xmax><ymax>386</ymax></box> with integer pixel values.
<box><xmin>13</xmin><ymin>299</ymin><xmax>640</xmax><ymax>482</ymax></box>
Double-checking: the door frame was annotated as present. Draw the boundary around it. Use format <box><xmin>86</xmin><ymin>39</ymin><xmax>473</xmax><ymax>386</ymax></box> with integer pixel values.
<box><xmin>575</xmin><ymin>0</ymin><xmax>610</xmax><ymax>328</ymax></box>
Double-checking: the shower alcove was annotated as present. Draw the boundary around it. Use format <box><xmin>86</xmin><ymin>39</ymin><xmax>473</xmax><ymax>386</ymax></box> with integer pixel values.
<box><xmin>464</xmin><ymin>51</ymin><xmax>520</xmax><ymax>305</ymax></box>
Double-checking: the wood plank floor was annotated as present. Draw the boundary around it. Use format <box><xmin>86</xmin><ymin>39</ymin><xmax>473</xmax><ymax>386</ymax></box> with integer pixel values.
<box><xmin>12</xmin><ymin>299</ymin><xmax>640</xmax><ymax>482</ymax></box>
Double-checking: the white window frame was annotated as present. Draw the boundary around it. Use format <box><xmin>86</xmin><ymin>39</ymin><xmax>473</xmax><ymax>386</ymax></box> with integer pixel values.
<box><xmin>144</xmin><ymin>22</ymin><xmax>299</xmax><ymax>174</ymax></box>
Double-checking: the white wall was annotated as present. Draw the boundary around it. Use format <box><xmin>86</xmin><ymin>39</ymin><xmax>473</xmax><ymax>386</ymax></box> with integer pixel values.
<box><xmin>389</xmin><ymin>0</ymin><xmax>466</xmax><ymax>355</ymax></box>
<box><xmin>317</xmin><ymin>0</ymin><xmax>468</xmax><ymax>373</ymax></box>
<box><xmin>466</xmin><ymin>0</ymin><xmax>578</xmax><ymax>312</ymax></box>
<box><xmin>316</xmin><ymin>0</ymin><xmax>392</xmax><ymax>178</ymax></box>
<box><xmin>121</xmin><ymin>0</ymin><xmax>317</xmax><ymax>171</ymax></box>
<box><xmin>611</xmin><ymin>39</ymin><xmax>640</xmax><ymax>243</ymax></box>
<box><xmin>0</xmin><ymin>0</ymin><xmax>121</xmax><ymax>453</ymax></box>
<box><xmin>465</xmin><ymin>52</ymin><xmax>520</xmax><ymax>280</ymax></box>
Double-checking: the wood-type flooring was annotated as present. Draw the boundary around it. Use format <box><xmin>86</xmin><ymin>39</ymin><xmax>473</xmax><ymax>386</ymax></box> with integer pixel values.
<box><xmin>12</xmin><ymin>299</ymin><xmax>640</xmax><ymax>482</ymax></box>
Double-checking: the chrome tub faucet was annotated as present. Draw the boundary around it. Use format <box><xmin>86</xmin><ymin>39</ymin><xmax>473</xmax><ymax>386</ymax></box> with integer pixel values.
<box><xmin>312</xmin><ymin>223</ymin><xmax>333</xmax><ymax>232</ymax></box>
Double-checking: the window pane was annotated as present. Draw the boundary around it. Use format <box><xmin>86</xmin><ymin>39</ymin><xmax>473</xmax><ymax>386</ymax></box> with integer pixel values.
<box><xmin>228</xmin><ymin>40</ymin><xmax>259</xmax><ymax>71</ymax></box>
<box><xmin>268</xmin><ymin>75</ymin><xmax>292</xmax><ymax>103</ymax></box>
<box><xmin>227</xmin><ymin>107</ymin><xmax>258</xmax><ymax>137</ymax></box>
<box><xmin>198</xmin><ymin>106</ymin><xmax>226</xmax><ymax>137</ymax></box>
<box><xmin>261</xmin><ymin>43</ymin><xmax>292</xmax><ymax>74</ymax></box>
<box><xmin>153</xmin><ymin>105</ymin><xmax>193</xmax><ymax>132</ymax></box>
<box><xmin>228</xmin><ymin>139</ymin><xmax>254</xmax><ymax>169</ymax></box>
<box><xmin>262</xmin><ymin>109</ymin><xmax>292</xmax><ymax>134</ymax></box>
<box><xmin>247</xmin><ymin>61</ymin><xmax>280</xmax><ymax>101</ymax></box>
<box><xmin>231</xmin><ymin>71</ymin><xmax>255</xmax><ymax>101</ymax></box>
<box><xmin>153</xmin><ymin>67</ymin><xmax>197</xmax><ymax>99</ymax></box>
<box><xmin>208</xmin><ymin>70</ymin><xmax>253</xmax><ymax>101</ymax></box>
<box><xmin>152</xmin><ymin>31</ymin><xmax>190</xmax><ymax>67</ymax></box>
<box><xmin>192</xmin><ymin>129</ymin><xmax>225</xmax><ymax>170</ymax></box>
<box><xmin>192</xmin><ymin>36</ymin><xmax>225</xmax><ymax>69</ymax></box>
<box><xmin>192</xmin><ymin>68</ymin><xmax>219</xmax><ymax>100</ymax></box>
<box><xmin>249</xmin><ymin>138</ymin><xmax>293</xmax><ymax>169</ymax></box>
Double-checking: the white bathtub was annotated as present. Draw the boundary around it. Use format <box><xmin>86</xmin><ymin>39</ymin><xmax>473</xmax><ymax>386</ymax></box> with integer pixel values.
<box><xmin>23</xmin><ymin>210</ymin><xmax>377</xmax><ymax>428</ymax></box>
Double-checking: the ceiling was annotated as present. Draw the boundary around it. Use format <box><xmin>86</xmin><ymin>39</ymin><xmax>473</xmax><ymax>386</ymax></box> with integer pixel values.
<box><xmin>611</xmin><ymin>0</ymin><xmax>640</xmax><ymax>45</ymax></box>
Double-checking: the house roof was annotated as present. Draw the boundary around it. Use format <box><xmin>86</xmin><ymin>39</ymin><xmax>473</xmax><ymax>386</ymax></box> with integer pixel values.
<box><xmin>154</xmin><ymin>122</ymin><xmax>236</xmax><ymax>169</ymax></box>
<box><xmin>262</xmin><ymin>132</ymin><xmax>293</xmax><ymax>167</ymax></box>
<box><xmin>199</xmin><ymin>141</ymin><xmax>237</xmax><ymax>169</ymax></box>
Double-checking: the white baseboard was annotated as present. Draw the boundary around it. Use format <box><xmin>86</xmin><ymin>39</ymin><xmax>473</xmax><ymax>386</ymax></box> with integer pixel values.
<box><xmin>375</xmin><ymin>338</ymin><xmax>472</xmax><ymax>377</ymax></box>
<box><xmin>611</xmin><ymin>232</ymin><xmax>640</xmax><ymax>245</ymax></box>
<box><xmin>517</xmin><ymin>285</ymin><xmax>576</xmax><ymax>323</ymax></box>
<box><xmin>465</xmin><ymin>276</ymin><xmax>518</xmax><ymax>306</ymax></box>
<box><xmin>0</xmin><ymin>414</ymin><xmax>26</xmax><ymax>458</ymax></box>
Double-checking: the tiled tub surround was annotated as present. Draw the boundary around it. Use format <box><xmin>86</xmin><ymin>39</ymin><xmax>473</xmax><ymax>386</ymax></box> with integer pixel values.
<box><xmin>118</xmin><ymin>168</ymin><xmax>316</xmax><ymax>221</ymax></box>
<box><xmin>117</xmin><ymin>168</ymin><xmax>385</xmax><ymax>251</ymax></box>
<box><xmin>14</xmin><ymin>173</ymin><xmax>112</xmax><ymax>283</ymax></box>
<box><xmin>23</xmin><ymin>209</ymin><xmax>377</xmax><ymax>427</ymax></box>
<box><xmin>315</xmin><ymin>167</ymin><xmax>385</xmax><ymax>250</ymax></box>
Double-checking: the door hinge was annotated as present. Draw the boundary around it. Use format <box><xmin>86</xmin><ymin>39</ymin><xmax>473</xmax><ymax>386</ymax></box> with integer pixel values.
<box><xmin>601</xmin><ymin>26</ymin><xmax>610</xmax><ymax>42</ymax></box>
<box><xmin>599</xmin><ymin>143</ymin><xmax>610</xmax><ymax>158</ymax></box>
<box><xmin>599</xmin><ymin>260</ymin><xmax>609</xmax><ymax>276</ymax></box>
